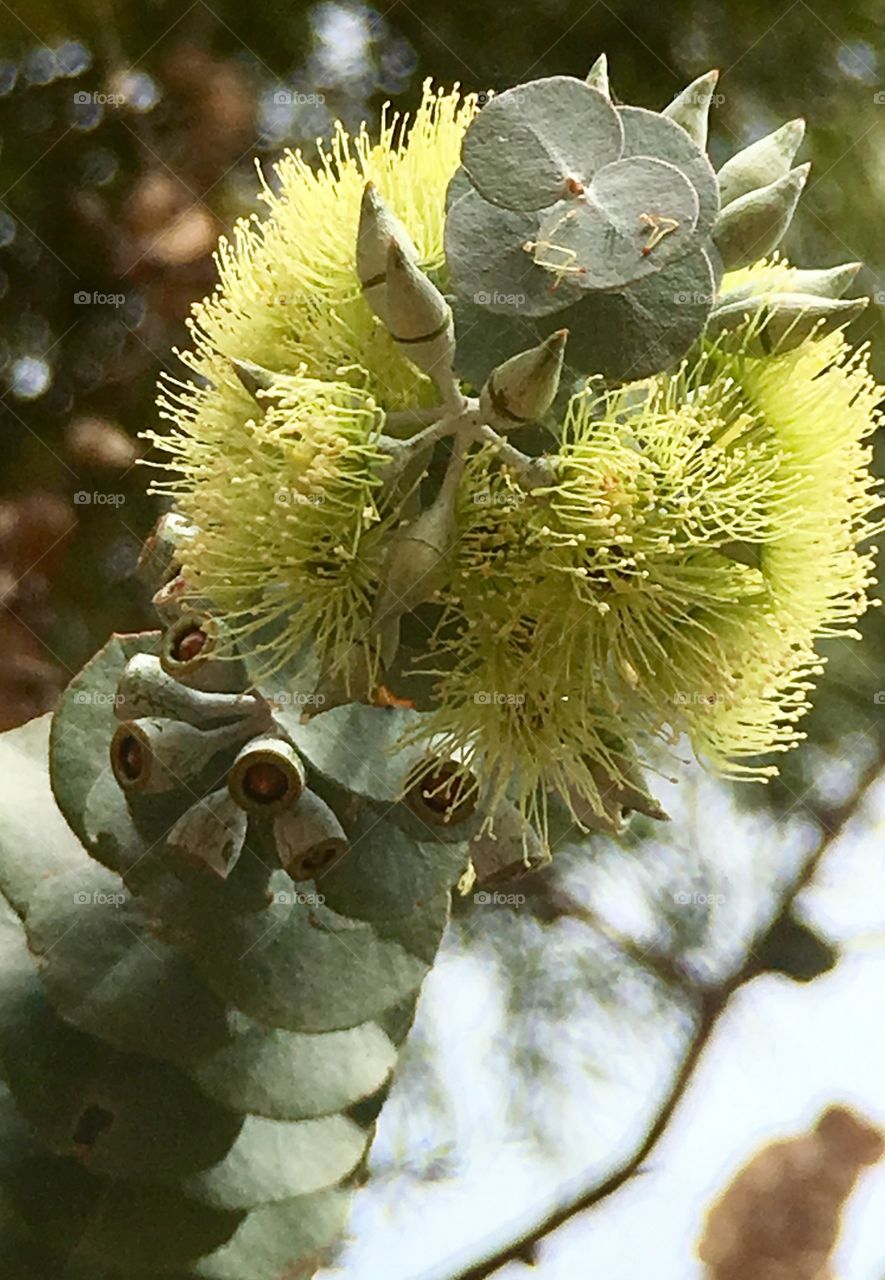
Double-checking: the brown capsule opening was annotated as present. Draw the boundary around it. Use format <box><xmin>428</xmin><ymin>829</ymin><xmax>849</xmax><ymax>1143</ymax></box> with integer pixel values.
<box><xmin>405</xmin><ymin>758</ymin><xmax>478</xmax><ymax>826</ymax></box>
<box><xmin>242</xmin><ymin>761</ymin><xmax>290</xmax><ymax>805</ymax></box>
<box><xmin>161</xmin><ymin>613</ymin><xmax>219</xmax><ymax>675</ymax></box>
<box><xmin>110</xmin><ymin>722</ymin><xmax>152</xmax><ymax>792</ymax></box>
<box><xmin>173</xmin><ymin>625</ymin><xmax>208</xmax><ymax>664</ymax></box>
<box><xmin>291</xmin><ymin>839</ymin><xmax>347</xmax><ymax>881</ymax></box>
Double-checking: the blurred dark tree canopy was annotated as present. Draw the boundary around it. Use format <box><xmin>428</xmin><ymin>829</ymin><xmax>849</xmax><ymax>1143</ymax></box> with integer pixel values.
<box><xmin>1</xmin><ymin>4</ymin><xmax>885</xmax><ymax>1273</ymax></box>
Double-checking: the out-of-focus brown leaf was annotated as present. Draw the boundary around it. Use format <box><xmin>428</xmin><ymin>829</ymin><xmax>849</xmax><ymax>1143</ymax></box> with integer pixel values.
<box><xmin>697</xmin><ymin>1105</ymin><xmax>885</xmax><ymax>1279</ymax></box>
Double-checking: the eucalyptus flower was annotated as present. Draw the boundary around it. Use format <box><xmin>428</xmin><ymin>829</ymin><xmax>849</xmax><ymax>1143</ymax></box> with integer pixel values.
<box><xmin>416</xmin><ymin>322</ymin><xmax>881</xmax><ymax>826</ymax></box>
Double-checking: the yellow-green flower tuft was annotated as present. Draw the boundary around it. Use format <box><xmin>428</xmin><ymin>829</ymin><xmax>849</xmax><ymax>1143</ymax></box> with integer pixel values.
<box><xmin>417</xmin><ymin>328</ymin><xmax>882</xmax><ymax>826</ymax></box>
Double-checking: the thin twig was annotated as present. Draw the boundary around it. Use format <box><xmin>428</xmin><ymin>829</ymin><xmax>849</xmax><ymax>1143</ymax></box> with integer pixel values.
<box><xmin>428</xmin><ymin>751</ymin><xmax>885</xmax><ymax>1280</ymax></box>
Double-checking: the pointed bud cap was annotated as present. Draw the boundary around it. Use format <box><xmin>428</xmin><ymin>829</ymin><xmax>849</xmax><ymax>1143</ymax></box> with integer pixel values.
<box><xmin>585</xmin><ymin>53</ymin><xmax>610</xmax><ymax>98</ymax></box>
<box><xmin>230</xmin><ymin>357</ymin><xmax>276</xmax><ymax>399</ymax></box>
<box><xmin>662</xmin><ymin>69</ymin><xmax>720</xmax><ymax>149</ymax></box>
<box><xmin>480</xmin><ymin>330</ymin><xmax>567</xmax><ymax>430</ymax></box>
<box><xmin>373</xmin><ymin>483</ymin><xmax>458</xmax><ymax>636</ymax></box>
<box><xmin>356</xmin><ymin>181</ymin><xmax>418</xmax><ymax>321</ymax></box>
<box><xmin>718</xmin><ymin>118</ymin><xmax>806</xmax><ymax>207</ymax></box>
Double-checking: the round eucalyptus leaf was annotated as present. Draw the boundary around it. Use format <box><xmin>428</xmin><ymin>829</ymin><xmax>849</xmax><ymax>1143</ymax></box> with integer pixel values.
<box><xmin>538</xmin><ymin>247</ymin><xmax>715</xmax><ymax>383</ymax></box>
<box><xmin>452</xmin><ymin>299</ymin><xmax>539</xmax><ymax>391</ymax></box>
<box><xmin>186</xmin><ymin>873</ymin><xmax>429</xmax><ymax>1034</ymax></box>
<box><xmin>274</xmin><ymin>703</ymin><xmax>425</xmax><ymax>805</ymax></box>
<box><xmin>618</xmin><ymin>105</ymin><xmax>720</xmax><ymax>231</ymax></box>
<box><xmin>25</xmin><ymin>864</ymin><xmax>232</xmax><ymax>1065</ymax></box>
<box><xmin>461</xmin><ymin>75</ymin><xmax>623</xmax><ymax>211</ymax></box>
<box><xmin>534</xmin><ymin>157</ymin><xmax>700</xmax><ymax>293</ymax></box>
<box><xmin>445</xmin><ymin>183</ymin><xmax>584</xmax><ymax>317</ymax></box>
<box><xmin>190</xmin><ymin>1188</ymin><xmax>350</xmax><ymax>1280</ymax></box>
<box><xmin>181</xmin><ymin>1113</ymin><xmax>366</xmax><ymax>1209</ymax></box>
<box><xmin>189</xmin><ymin>1017</ymin><xmax>397</xmax><ymax>1122</ymax></box>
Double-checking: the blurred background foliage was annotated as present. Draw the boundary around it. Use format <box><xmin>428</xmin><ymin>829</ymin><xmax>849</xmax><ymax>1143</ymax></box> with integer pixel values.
<box><xmin>2</xmin><ymin>3</ymin><xmax>885</xmax><ymax>1274</ymax></box>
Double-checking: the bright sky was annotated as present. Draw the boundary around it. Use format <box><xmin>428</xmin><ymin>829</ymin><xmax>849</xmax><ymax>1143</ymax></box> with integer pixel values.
<box><xmin>322</xmin><ymin>773</ymin><xmax>885</xmax><ymax>1280</ymax></box>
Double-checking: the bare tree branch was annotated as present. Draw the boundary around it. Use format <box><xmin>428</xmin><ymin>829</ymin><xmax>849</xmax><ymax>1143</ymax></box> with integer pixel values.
<box><xmin>428</xmin><ymin>753</ymin><xmax>884</xmax><ymax>1280</ymax></box>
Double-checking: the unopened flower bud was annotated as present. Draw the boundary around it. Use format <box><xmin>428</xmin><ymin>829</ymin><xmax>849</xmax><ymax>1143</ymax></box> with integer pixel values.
<box><xmin>585</xmin><ymin>53</ymin><xmax>610</xmax><ymax>98</ymax></box>
<box><xmin>713</xmin><ymin>164</ymin><xmax>810</xmax><ymax>270</ymax></box>
<box><xmin>166</xmin><ymin>787</ymin><xmax>248</xmax><ymax>878</ymax></box>
<box><xmin>663</xmin><ymin>69</ymin><xmax>719</xmax><ymax>149</ymax></box>
<box><xmin>479</xmin><ymin>330</ymin><xmax>567</xmax><ymax>430</ymax></box>
<box><xmin>385</xmin><ymin>238</ymin><xmax>456</xmax><ymax>392</ymax></box>
<box><xmin>273</xmin><ymin>789</ymin><xmax>349</xmax><ymax>881</ymax></box>
<box><xmin>230</xmin><ymin>356</ymin><xmax>276</xmax><ymax>399</ymax></box>
<box><xmin>356</xmin><ymin>181</ymin><xmax>419</xmax><ymax>323</ymax></box>
<box><xmin>372</xmin><ymin>483</ymin><xmax>457</xmax><ymax>664</ymax></box>
<box><xmin>719</xmin><ymin>261</ymin><xmax>862</xmax><ymax>306</ymax></box>
<box><xmin>717</xmin><ymin>118</ymin><xmax>806</xmax><ymax>208</ymax></box>
<box><xmin>227</xmin><ymin>736</ymin><xmax>306</xmax><ymax>815</ymax></box>
<box><xmin>707</xmin><ymin>292</ymin><xmax>868</xmax><ymax>354</ymax></box>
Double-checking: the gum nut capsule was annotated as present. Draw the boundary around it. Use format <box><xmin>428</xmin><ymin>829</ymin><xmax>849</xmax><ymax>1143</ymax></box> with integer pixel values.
<box><xmin>110</xmin><ymin>716</ymin><xmax>257</xmax><ymax>795</ymax></box>
<box><xmin>469</xmin><ymin>801</ymin><xmax>548</xmax><ymax>885</ymax></box>
<box><xmin>115</xmin><ymin>653</ymin><xmax>267</xmax><ymax>728</ymax></box>
<box><xmin>136</xmin><ymin>511</ymin><xmax>197</xmax><ymax>593</ymax></box>
<box><xmin>160</xmin><ymin>612</ymin><xmax>246</xmax><ymax>693</ymax></box>
<box><xmin>227</xmin><ymin>736</ymin><xmax>306</xmax><ymax>816</ymax></box>
<box><xmin>479</xmin><ymin>330</ymin><xmax>567</xmax><ymax>430</ymax></box>
<box><xmin>404</xmin><ymin>755</ymin><xmax>479</xmax><ymax>826</ymax></box>
<box><xmin>166</xmin><ymin>787</ymin><xmax>248</xmax><ymax>878</ymax></box>
<box><xmin>273</xmin><ymin>790</ymin><xmax>349</xmax><ymax>882</ymax></box>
